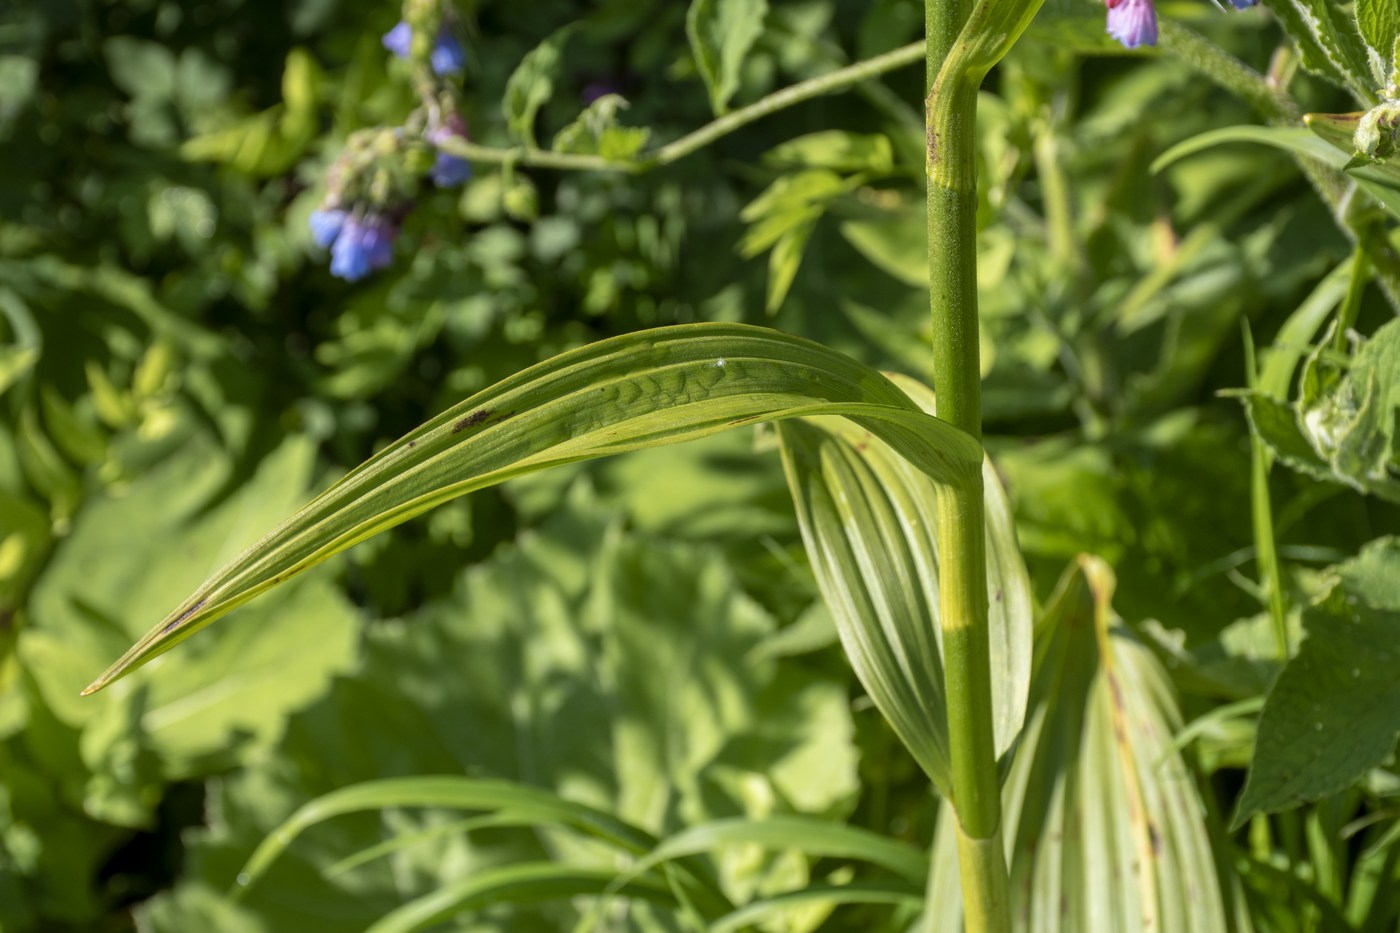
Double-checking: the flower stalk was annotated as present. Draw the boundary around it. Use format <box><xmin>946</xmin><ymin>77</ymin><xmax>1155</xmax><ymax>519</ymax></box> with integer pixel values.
<box><xmin>924</xmin><ymin>0</ymin><xmax>1044</xmax><ymax>929</ymax></box>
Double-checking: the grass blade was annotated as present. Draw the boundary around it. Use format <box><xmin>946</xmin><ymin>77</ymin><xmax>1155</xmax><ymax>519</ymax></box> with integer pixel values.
<box><xmin>363</xmin><ymin>862</ymin><xmax>677</xmax><ymax>933</ymax></box>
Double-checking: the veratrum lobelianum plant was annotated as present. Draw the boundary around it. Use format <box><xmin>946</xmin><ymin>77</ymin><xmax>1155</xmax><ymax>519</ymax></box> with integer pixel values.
<box><xmin>78</xmin><ymin>0</ymin><xmax>1400</xmax><ymax>931</ymax></box>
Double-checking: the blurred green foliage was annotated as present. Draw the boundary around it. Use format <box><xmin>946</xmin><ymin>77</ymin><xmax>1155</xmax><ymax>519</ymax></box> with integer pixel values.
<box><xmin>1</xmin><ymin>0</ymin><xmax>1398</xmax><ymax>929</ymax></box>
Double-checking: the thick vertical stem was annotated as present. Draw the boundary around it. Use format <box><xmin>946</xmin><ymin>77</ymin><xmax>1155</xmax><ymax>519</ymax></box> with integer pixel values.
<box><xmin>926</xmin><ymin>1</ymin><xmax>1010</xmax><ymax>931</ymax></box>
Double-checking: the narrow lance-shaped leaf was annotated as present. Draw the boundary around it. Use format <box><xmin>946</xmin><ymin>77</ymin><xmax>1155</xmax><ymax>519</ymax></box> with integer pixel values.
<box><xmin>775</xmin><ymin>372</ymin><xmax>1032</xmax><ymax>796</ymax></box>
<box><xmin>83</xmin><ymin>323</ymin><xmax>982</xmax><ymax>695</ymax></box>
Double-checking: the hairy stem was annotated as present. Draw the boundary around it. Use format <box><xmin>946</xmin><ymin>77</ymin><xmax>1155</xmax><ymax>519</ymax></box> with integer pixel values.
<box><xmin>437</xmin><ymin>41</ymin><xmax>926</xmax><ymax>174</ymax></box>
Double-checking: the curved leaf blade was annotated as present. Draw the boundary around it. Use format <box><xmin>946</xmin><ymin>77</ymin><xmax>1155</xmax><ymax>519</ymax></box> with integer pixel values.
<box><xmin>1153</xmin><ymin>124</ymin><xmax>1400</xmax><ymax>218</ymax></box>
<box><xmin>708</xmin><ymin>881</ymin><xmax>922</xmax><ymax>933</ymax></box>
<box><xmin>83</xmin><ymin>323</ymin><xmax>981</xmax><ymax>695</ymax></box>
<box><xmin>235</xmin><ymin>776</ymin><xmax>661</xmax><ymax>895</ymax></box>
<box><xmin>364</xmin><ymin>862</ymin><xmax>676</xmax><ymax>933</ymax></box>
<box><xmin>616</xmin><ymin>816</ymin><xmax>929</xmax><ymax>887</ymax></box>
<box><xmin>775</xmin><ymin>372</ymin><xmax>1032</xmax><ymax>793</ymax></box>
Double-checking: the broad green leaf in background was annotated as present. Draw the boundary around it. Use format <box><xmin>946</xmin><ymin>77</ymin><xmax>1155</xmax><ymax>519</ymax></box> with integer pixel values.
<box><xmin>180</xmin><ymin>49</ymin><xmax>321</xmax><ymax>176</ymax></box>
<box><xmin>83</xmin><ymin>323</ymin><xmax>982</xmax><ymax>702</ymax></box>
<box><xmin>139</xmin><ymin>493</ymin><xmax>864</xmax><ymax>932</ymax></box>
<box><xmin>19</xmin><ymin>435</ymin><xmax>358</xmax><ymax>825</ymax></box>
<box><xmin>924</xmin><ymin>557</ymin><xmax>1248</xmax><ymax>932</ymax></box>
<box><xmin>763</xmin><ymin>131</ymin><xmax>894</xmax><ymax>174</ymax></box>
<box><xmin>503</xmin><ymin>25</ymin><xmax>576</xmax><ymax>148</ymax></box>
<box><xmin>686</xmin><ymin>0</ymin><xmax>768</xmax><ymax>115</ymax></box>
<box><xmin>776</xmin><ymin>373</ymin><xmax>1032</xmax><ymax>795</ymax></box>
<box><xmin>1234</xmin><ymin>538</ymin><xmax>1400</xmax><ymax>826</ymax></box>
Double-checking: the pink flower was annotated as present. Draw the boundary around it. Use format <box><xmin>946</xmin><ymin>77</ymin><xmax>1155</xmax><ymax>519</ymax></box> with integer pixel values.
<box><xmin>1106</xmin><ymin>0</ymin><xmax>1157</xmax><ymax>48</ymax></box>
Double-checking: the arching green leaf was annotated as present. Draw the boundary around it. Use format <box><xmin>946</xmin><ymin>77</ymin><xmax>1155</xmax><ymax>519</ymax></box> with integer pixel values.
<box><xmin>83</xmin><ymin>323</ymin><xmax>982</xmax><ymax>699</ymax></box>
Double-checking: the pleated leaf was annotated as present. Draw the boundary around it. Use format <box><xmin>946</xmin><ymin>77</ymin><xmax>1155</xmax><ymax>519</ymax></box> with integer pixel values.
<box><xmin>83</xmin><ymin>323</ymin><xmax>982</xmax><ymax>695</ymax></box>
<box><xmin>775</xmin><ymin>373</ymin><xmax>1032</xmax><ymax>794</ymax></box>
<box><xmin>925</xmin><ymin>557</ymin><xmax>1251</xmax><ymax>933</ymax></box>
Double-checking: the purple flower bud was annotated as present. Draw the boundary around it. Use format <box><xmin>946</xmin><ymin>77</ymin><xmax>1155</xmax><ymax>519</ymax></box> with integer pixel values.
<box><xmin>309</xmin><ymin>209</ymin><xmax>348</xmax><ymax>249</ymax></box>
<box><xmin>329</xmin><ymin>214</ymin><xmax>398</xmax><ymax>282</ymax></box>
<box><xmin>382</xmin><ymin>21</ymin><xmax>467</xmax><ymax>76</ymax></box>
<box><xmin>1227</xmin><ymin>0</ymin><xmax>1256</xmax><ymax>8</ymax></box>
<box><xmin>382</xmin><ymin>22</ymin><xmax>412</xmax><ymax>59</ymax></box>
<box><xmin>428</xmin><ymin>115</ymin><xmax>473</xmax><ymax>188</ymax></box>
<box><xmin>1106</xmin><ymin>0</ymin><xmax>1157</xmax><ymax>48</ymax></box>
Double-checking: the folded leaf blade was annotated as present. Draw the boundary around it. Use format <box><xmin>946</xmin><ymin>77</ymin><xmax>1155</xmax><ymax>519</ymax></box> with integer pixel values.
<box><xmin>775</xmin><ymin>372</ymin><xmax>1032</xmax><ymax>794</ymax></box>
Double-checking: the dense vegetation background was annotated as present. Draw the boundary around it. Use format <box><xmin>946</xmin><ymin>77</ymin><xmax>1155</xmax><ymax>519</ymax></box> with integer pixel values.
<box><xmin>1</xmin><ymin>0</ymin><xmax>1395</xmax><ymax>929</ymax></box>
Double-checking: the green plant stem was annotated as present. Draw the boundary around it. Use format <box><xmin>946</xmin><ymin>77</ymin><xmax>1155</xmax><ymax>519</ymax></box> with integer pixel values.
<box><xmin>923</xmin><ymin>0</ymin><xmax>1042</xmax><ymax>930</ymax></box>
<box><xmin>1242</xmin><ymin>323</ymin><xmax>1288</xmax><ymax>658</ymax></box>
<box><xmin>436</xmin><ymin>41</ymin><xmax>926</xmax><ymax>175</ymax></box>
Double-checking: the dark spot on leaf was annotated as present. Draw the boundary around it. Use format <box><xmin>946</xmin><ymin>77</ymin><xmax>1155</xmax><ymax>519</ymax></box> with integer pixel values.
<box><xmin>161</xmin><ymin>598</ymin><xmax>207</xmax><ymax>635</ymax></box>
<box><xmin>453</xmin><ymin>409</ymin><xmax>493</xmax><ymax>433</ymax></box>
<box><xmin>408</xmin><ymin>440</ymin><xmax>417</xmax><ymax>448</ymax></box>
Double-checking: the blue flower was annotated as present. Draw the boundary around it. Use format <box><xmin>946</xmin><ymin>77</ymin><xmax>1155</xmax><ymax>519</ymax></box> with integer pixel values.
<box><xmin>382</xmin><ymin>21</ymin><xmax>467</xmax><ymax>76</ymax></box>
<box><xmin>381</xmin><ymin>21</ymin><xmax>412</xmax><ymax>59</ymax></box>
<box><xmin>1106</xmin><ymin>0</ymin><xmax>1157</xmax><ymax>48</ymax></box>
<box><xmin>430</xmin><ymin>34</ymin><xmax>467</xmax><ymax>76</ymax></box>
<box><xmin>327</xmin><ymin>214</ymin><xmax>399</xmax><ymax>282</ymax></box>
<box><xmin>428</xmin><ymin>115</ymin><xmax>472</xmax><ymax>188</ymax></box>
<box><xmin>1226</xmin><ymin>0</ymin><xmax>1257</xmax><ymax>8</ymax></box>
<box><xmin>309</xmin><ymin>209</ymin><xmax>348</xmax><ymax>248</ymax></box>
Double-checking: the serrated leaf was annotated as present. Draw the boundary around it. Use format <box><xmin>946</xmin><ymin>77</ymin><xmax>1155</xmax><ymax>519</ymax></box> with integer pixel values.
<box><xmin>1263</xmin><ymin>0</ymin><xmax>1358</xmax><ymax>88</ymax></box>
<box><xmin>686</xmin><ymin>0</ymin><xmax>768</xmax><ymax>115</ymax></box>
<box><xmin>775</xmin><ymin>374</ymin><xmax>1031</xmax><ymax>794</ymax></box>
<box><xmin>83</xmin><ymin>324</ymin><xmax>982</xmax><ymax>696</ymax></box>
<box><xmin>1262</xmin><ymin>0</ymin><xmax>1382</xmax><ymax>93</ymax></box>
<box><xmin>1235</xmin><ymin>538</ymin><xmax>1400</xmax><ymax>826</ymax></box>
<box><xmin>503</xmin><ymin>25</ymin><xmax>576</xmax><ymax>148</ymax></box>
<box><xmin>925</xmin><ymin>558</ymin><xmax>1245</xmax><ymax>931</ymax></box>
<box><xmin>1354</xmin><ymin>0</ymin><xmax>1399</xmax><ymax>76</ymax></box>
